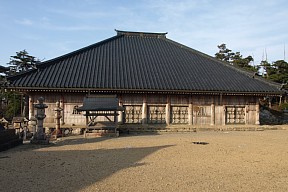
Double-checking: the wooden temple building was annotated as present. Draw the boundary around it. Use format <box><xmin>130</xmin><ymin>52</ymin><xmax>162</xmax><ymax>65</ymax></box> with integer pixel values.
<box><xmin>7</xmin><ymin>30</ymin><xmax>285</xmax><ymax>132</ymax></box>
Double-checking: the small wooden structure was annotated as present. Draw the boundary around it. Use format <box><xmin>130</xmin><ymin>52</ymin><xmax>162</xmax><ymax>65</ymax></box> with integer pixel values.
<box><xmin>0</xmin><ymin>117</ymin><xmax>8</xmax><ymax>129</ymax></box>
<box><xmin>77</xmin><ymin>95</ymin><xmax>124</xmax><ymax>137</ymax></box>
<box><xmin>12</xmin><ymin>117</ymin><xmax>29</xmax><ymax>135</ymax></box>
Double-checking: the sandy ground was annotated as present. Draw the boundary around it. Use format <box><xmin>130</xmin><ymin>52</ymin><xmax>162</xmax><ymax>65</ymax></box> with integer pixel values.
<box><xmin>1</xmin><ymin>129</ymin><xmax>288</xmax><ymax>192</ymax></box>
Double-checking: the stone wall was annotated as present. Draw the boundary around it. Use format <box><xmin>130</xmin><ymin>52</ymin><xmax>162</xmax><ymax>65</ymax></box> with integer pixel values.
<box><xmin>260</xmin><ymin>108</ymin><xmax>288</xmax><ymax>125</ymax></box>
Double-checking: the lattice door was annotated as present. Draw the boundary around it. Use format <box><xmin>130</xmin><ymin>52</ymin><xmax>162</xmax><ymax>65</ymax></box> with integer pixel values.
<box><xmin>226</xmin><ymin>106</ymin><xmax>245</xmax><ymax>124</ymax></box>
<box><xmin>171</xmin><ymin>106</ymin><xmax>188</xmax><ymax>124</ymax></box>
<box><xmin>148</xmin><ymin>106</ymin><xmax>166</xmax><ymax>124</ymax></box>
<box><xmin>124</xmin><ymin>105</ymin><xmax>142</xmax><ymax>123</ymax></box>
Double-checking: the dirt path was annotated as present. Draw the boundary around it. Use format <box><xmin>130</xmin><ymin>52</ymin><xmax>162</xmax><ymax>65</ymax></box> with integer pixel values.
<box><xmin>1</xmin><ymin>130</ymin><xmax>288</xmax><ymax>192</ymax></box>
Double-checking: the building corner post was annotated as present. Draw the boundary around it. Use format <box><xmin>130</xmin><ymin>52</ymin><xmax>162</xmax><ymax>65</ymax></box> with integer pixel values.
<box><xmin>60</xmin><ymin>99</ymin><xmax>65</xmax><ymax>125</ymax></box>
<box><xmin>142</xmin><ymin>95</ymin><xmax>147</xmax><ymax>124</ymax></box>
<box><xmin>118</xmin><ymin>96</ymin><xmax>123</xmax><ymax>124</ymax></box>
<box><xmin>28</xmin><ymin>96</ymin><xmax>34</xmax><ymax>120</ymax></box>
<box><xmin>165</xmin><ymin>96</ymin><xmax>171</xmax><ymax>125</ymax></box>
<box><xmin>255</xmin><ymin>102</ymin><xmax>260</xmax><ymax>125</ymax></box>
<box><xmin>210</xmin><ymin>103</ymin><xmax>215</xmax><ymax>125</ymax></box>
<box><xmin>188</xmin><ymin>96</ymin><xmax>193</xmax><ymax>125</ymax></box>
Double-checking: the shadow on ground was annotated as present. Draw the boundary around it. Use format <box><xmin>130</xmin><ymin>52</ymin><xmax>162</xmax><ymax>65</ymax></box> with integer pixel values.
<box><xmin>0</xmin><ymin>139</ymin><xmax>174</xmax><ymax>192</ymax></box>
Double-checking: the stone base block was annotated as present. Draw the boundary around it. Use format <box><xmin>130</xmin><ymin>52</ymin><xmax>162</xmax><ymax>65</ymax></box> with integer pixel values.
<box><xmin>30</xmin><ymin>138</ymin><xmax>50</xmax><ymax>144</ymax></box>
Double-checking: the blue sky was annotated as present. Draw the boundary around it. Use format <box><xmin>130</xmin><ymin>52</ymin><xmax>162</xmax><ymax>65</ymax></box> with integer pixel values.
<box><xmin>0</xmin><ymin>0</ymin><xmax>287</xmax><ymax>66</ymax></box>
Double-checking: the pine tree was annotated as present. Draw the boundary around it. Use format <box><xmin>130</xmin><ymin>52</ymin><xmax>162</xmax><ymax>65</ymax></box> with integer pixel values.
<box><xmin>7</xmin><ymin>50</ymin><xmax>39</xmax><ymax>75</ymax></box>
<box><xmin>215</xmin><ymin>44</ymin><xmax>257</xmax><ymax>72</ymax></box>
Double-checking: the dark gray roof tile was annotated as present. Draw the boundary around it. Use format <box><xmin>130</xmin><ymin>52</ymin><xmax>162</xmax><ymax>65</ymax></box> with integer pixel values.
<box><xmin>8</xmin><ymin>30</ymin><xmax>283</xmax><ymax>94</ymax></box>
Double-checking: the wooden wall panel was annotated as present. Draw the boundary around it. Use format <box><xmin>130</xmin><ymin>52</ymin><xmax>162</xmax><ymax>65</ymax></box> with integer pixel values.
<box><xmin>27</xmin><ymin>92</ymin><xmax>261</xmax><ymax>127</ymax></box>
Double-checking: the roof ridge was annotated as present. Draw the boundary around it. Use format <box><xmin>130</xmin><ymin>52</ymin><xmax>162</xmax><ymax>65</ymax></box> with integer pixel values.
<box><xmin>115</xmin><ymin>29</ymin><xmax>167</xmax><ymax>38</ymax></box>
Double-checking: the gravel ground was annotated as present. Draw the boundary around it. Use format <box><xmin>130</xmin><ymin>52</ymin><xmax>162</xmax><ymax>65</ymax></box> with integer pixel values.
<box><xmin>1</xmin><ymin>130</ymin><xmax>288</xmax><ymax>192</ymax></box>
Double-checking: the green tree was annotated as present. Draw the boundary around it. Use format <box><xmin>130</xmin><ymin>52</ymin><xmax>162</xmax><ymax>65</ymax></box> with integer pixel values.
<box><xmin>215</xmin><ymin>44</ymin><xmax>257</xmax><ymax>72</ymax></box>
<box><xmin>2</xmin><ymin>50</ymin><xmax>40</xmax><ymax>119</ymax></box>
<box><xmin>260</xmin><ymin>60</ymin><xmax>288</xmax><ymax>89</ymax></box>
<box><xmin>269</xmin><ymin>60</ymin><xmax>288</xmax><ymax>84</ymax></box>
<box><xmin>232</xmin><ymin>53</ymin><xmax>257</xmax><ymax>72</ymax></box>
<box><xmin>260</xmin><ymin>60</ymin><xmax>273</xmax><ymax>78</ymax></box>
<box><xmin>1</xmin><ymin>92</ymin><xmax>22</xmax><ymax>120</ymax></box>
<box><xmin>0</xmin><ymin>65</ymin><xmax>9</xmax><ymax>118</ymax></box>
<box><xmin>215</xmin><ymin>44</ymin><xmax>235</xmax><ymax>62</ymax></box>
<box><xmin>7</xmin><ymin>50</ymin><xmax>39</xmax><ymax>75</ymax></box>
<box><xmin>0</xmin><ymin>77</ymin><xmax>4</xmax><ymax>118</ymax></box>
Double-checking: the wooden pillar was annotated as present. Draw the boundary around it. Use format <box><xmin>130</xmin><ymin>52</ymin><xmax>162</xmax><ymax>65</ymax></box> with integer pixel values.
<box><xmin>255</xmin><ymin>102</ymin><xmax>260</xmax><ymax>125</ymax></box>
<box><xmin>221</xmin><ymin>94</ymin><xmax>225</xmax><ymax>125</ymax></box>
<box><xmin>219</xmin><ymin>93</ymin><xmax>223</xmax><ymax>105</ymax></box>
<box><xmin>245</xmin><ymin>104</ymin><xmax>249</xmax><ymax>124</ymax></box>
<box><xmin>114</xmin><ymin>111</ymin><xmax>118</xmax><ymax>134</ymax></box>
<box><xmin>188</xmin><ymin>96</ymin><xmax>193</xmax><ymax>125</ymax></box>
<box><xmin>142</xmin><ymin>95</ymin><xmax>147</xmax><ymax>124</ymax></box>
<box><xmin>60</xmin><ymin>99</ymin><xmax>65</xmax><ymax>125</ymax></box>
<box><xmin>165</xmin><ymin>96</ymin><xmax>171</xmax><ymax>125</ymax></box>
<box><xmin>84</xmin><ymin>111</ymin><xmax>89</xmax><ymax>138</ymax></box>
<box><xmin>268</xmin><ymin>98</ymin><xmax>272</xmax><ymax>108</ymax></box>
<box><xmin>118</xmin><ymin>96</ymin><xmax>123</xmax><ymax>124</ymax></box>
<box><xmin>23</xmin><ymin>95</ymin><xmax>29</xmax><ymax>117</ymax></box>
<box><xmin>222</xmin><ymin>105</ymin><xmax>226</xmax><ymax>125</ymax></box>
<box><xmin>210</xmin><ymin>103</ymin><xmax>215</xmax><ymax>125</ymax></box>
<box><xmin>188</xmin><ymin>103</ymin><xmax>193</xmax><ymax>125</ymax></box>
<box><xmin>28</xmin><ymin>96</ymin><xmax>34</xmax><ymax>119</ymax></box>
<box><xmin>114</xmin><ymin>111</ymin><xmax>118</xmax><ymax>123</ymax></box>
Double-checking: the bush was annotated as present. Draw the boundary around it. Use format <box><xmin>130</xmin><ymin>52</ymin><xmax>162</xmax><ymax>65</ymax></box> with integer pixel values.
<box><xmin>1</xmin><ymin>91</ymin><xmax>22</xmax><ymax>120</ymax></box>
<box><xmin>280</xmin><ymin>102</ymin><xmax>288</xmax><ymax>111</ymax></box>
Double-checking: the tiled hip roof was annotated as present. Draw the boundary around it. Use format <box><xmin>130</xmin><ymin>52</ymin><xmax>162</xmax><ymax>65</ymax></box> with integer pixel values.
<box><xmin>8</xmin><ymin>30</ymin><xmax>283</xmax><ymax>95</ymax></box>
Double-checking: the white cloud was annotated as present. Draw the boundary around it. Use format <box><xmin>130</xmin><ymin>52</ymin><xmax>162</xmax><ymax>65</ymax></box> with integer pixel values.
<box><xmin>15</xmin><ymin>15</ymin><xmax>103</xmax><ymax>32</ymax></box>
<box><xmin>46</xmin><ymin>8</ymin><xmax>109</xmax><ymax>20</ymax></box>
<box><xmin>2</xmin><ymin>0</ymin><xmax>288</xmax><ymax>64</ymax></box>
<box><xmin>15</xmin><ymin>18</ymin><xmax>33</xmax><ymax>26</ymax></box>
<box><xmin>40</xmin><ymin>23</ymin><xmax>102</xmax><ymax>31</ymax></box>
<box><xmin>134</xmin><ymin>0</ymin><xmax>288</xmax><ymax>63</ymax></box>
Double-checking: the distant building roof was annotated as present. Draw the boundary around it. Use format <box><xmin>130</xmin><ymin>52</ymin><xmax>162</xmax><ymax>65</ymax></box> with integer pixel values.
<box><xmin>0</xmin><ymin>65</ymin><xmax>9</xmax><ymax>73</ymax></box>
<box><xmin>7</xmin><ymin>30</ymin><xmax>283</xmax><ymax>95</ymax></box>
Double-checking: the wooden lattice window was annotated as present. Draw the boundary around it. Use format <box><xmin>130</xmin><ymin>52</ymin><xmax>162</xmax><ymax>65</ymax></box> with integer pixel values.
<box><xmin>170</xmin><ymin>106</ymin><xmax>188</xmax><ymax>124</ymax></box>
<box><xmin>226</xmin><ymin>106</ymin><xmax>245</xmax><ymax>124</ymax></box>
<box><xmin>148</xmin><ymin>106</ymin><xmax>166</xmax><ymax>124</ymax></box>
<box><xmin>124</xmin><ymin>105</ymin><xmax>142</xmax><ymax>123</ymax></box>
